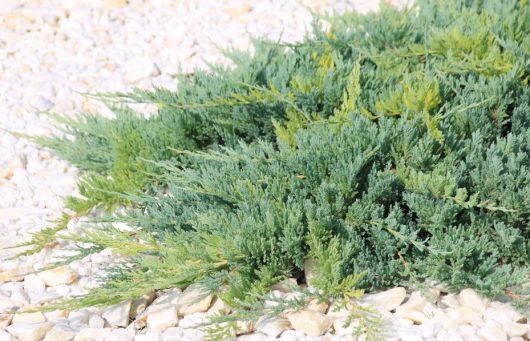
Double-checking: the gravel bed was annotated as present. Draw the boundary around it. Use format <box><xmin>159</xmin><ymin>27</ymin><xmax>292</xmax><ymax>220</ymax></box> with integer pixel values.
<box><xmin>2</xmin><ymin>1</ymin><xmax>528</xmax><ymax>341</ymax></box>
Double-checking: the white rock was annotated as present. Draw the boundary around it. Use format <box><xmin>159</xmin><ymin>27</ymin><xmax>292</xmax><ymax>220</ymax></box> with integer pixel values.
<box><xmin>102</xmin><ymin>300</ymin><xmax>132</xmax><ymax>327</ymax></box>
<box><xmin>88</xmin><ymin>314</ymin><xmax>105</xmax><ymax>328</ymax></box>
<box><xmin>279</xmin><ymin>329</ymin><xmax>304</xmax><ymax>341</ymax></box>
<box><xmin>422</xmin><ymin>302</ymin><xmax>439</xmax><ymax>319</ymax></box>
<box><xmin>178</xmin><ymin>312</ymin><xmax>207</xmax><ymax>329</ymax></box>
<box><xmin>0</xmin><ymin>330</ymin><xmax>17</xmax><ymax>340</ymax></box>
<box><xmin>68</xmin><ymin>261</ymin><xmax>83</xmax><ymax>273</ymax></box>
<box><xmin>484</xmin><ymin>308</ymin><xmax>511</xmax><ymax>324</ymax></box>
<box><xmin>306</xmin><ymin>299</ymin><xmax>328</xmax><ymax>314</ymax></box>
<box><xmin>103</xmin><ymin>0</ymin><xmax>128</xmax><ymax>10</ymax></box>
<box><xmin>177</xmin><ymin>286</ymin><xmax>213</xmax><ymax>316</ymax></box>
<box><xmin>0</xmin><ymin>314</ymin><xmax>13</xmax><ymax>330</ymax></box>
<box><xmin>23</xmin><ymin>274</ymin><xmax>45</xmax><ymax>293</ymax></box>
<box><xmin>458</xmin><ymin>324</ymin><xmax>477</xmax><ymax>339</ymax></box>
<box><xmin>236</xmin><ymin>333</ymin><xmax>272</xmax><ymax>341</ymax></box>
<box><xmin>9</xmin><ymin>154</ymin><xmax>28</xmax><ymax>170</ymax></box>
<box><xmin>68</xmin><ymin>310</ymin><xmax>90</xmax><ymax>325</ymax></box>
<box><xmin>392</xmin><ymin>316</ymin><xmax>414</xmax><ymax>327</ymax></box>
<box><xmin>134</xmin><ymin>331</ymin><xmax>161</xmax><ymax>341</ymax></box>
<box><xmin>12</xmin><ymin>312</ymin><xmax>46</xmax><ymax>324</ymax></box>
<box><xmin>152</xmin><ymin>290</ymin><xmax>180</xmax><ymax>306</ymax></box>
<box><xmin>49</xmin><ymin>284</ymin><xmax>71</xmax><ymax>297</ymax></box>
<box><xmin>396</xmin><ymin>292</ymin><xmax>428</xmax><ymax>313</ymax></box>
<box><xmin>106</xmin><ymin>328</ymin><xmax>135</xmax><ymax>341</ymax></box>
<box><xmin>457</xmin><ymin>306</ymin><xmax>483</xmax><ymax>327</ymax></box>
<box><xmin>31</xmin><ymin>96</ymin><xmax>54</xmax><ymax>111</ymax></box>
<box><xmin>363</xmin><ymin>287</ymin><xmax>406</xmax><ymax>312</ymax></box>
<box><xmin>29</xmin><ymin>291</ymin><xmax>61</xmax><ymax>305</ymax></box>
<box><xmin>0</xmin><ymin>296</ymin><xmax>19</xmax><ymax>313</ymax></box>
<box><xmin>73</xmin><ymin>327</ymin><xmax>112</xmax><ymax>341</ymax></box>
<box><xmin>466</xmin><ymin>335</ymin><xmax>481</xmax><ymax>340</ymax></box>
<box><xmin>256</xmin><ymin>316</ymin><xmax>291</xmax><ymax>337</ymax></box>
<box><xmin>146</xmin><ymin>304</ymin><xmax>179</xmax><ymax>332</ymax></box>
<box><xmin>43</xmin><ymin>324</ymin><xmax>77</xmax><ymax>341</ymax></box>
<box><xmin>287</xmin><ymin>310</ymin><xmax>332</xmax><ymax>336</ymax></box>
<box><xmin>458</xmin><ymin>289</ymin><xmax>487</xmax><ymax>314</ymax></box>
<box><xmin>502</xmin><ymin>306</ymin><xmax>526</xmax><ymax>323</ymax></box>
<box><xmin>180</xmin><ymin>328</ymin><xmax>205</xmax><ymax>340</ymax></box>
<box><xmin>161</xmin><ymin>326</ymin><xmax>183</xmax><ymax>339</ymax></box>
<box><xmin>446</xmin><ymin>306</ymin><xmax>464</xmax><ymax>318</ymax></box>
<box><xmin>441</xmin><ymin>294</ymin><xmax>460</xmax><ymax>309</ymax></box>
<box><xmin>436</xmin><ymin>328</ymin><xmax>448</xmax><ymax>341</ymax></box>
<box><xmin>6</xmin><ymin>322</ymin><xmax>53</xmax><ymax>341</ymax></box>
<box><xmin>0</xmin><ymin>265</ymin><xmax>33</xmax><ymax>283</ymax></box>
<box><xmin>43</xmin><ymin>310</ymin><xmax>69</xmax><ymax>323</ymax></box>
<box><xmin>396</xmin><ymin>326</ymin><xmax>423</xmax><ymax>341</ymax></box>
<box><xmin>420</xmin><ymin>317</ymin><xmax>443</xmax><ymax>338</ymax></box>
<box><xmin>442</xmin><ymin>316</ymin><xmax>461</xmax><ymax>331</ymax></box>
<box><xmin>124</xmin><ymin>57</ymin><xmax>160</xmax><ymax>83</ymax></box>
<box><xmin>0</xmin><ymin>168</ymin><xmax>13</xmax><ymax>180</ymax></box>
<box><xmin>478</xmin><ymin>321</ymin><xmax>507</xmax><ymax>341</ymax></box>
<box><xmin>76</xmin><ymin>277</ymin><xmax>98</xmax><ymax>290</ymax></box>
<box><xmin>207</xmin><ymin>297</ymin><xmax>231</xmax><ymax>316</ymax></box>
<box><xmin>37</xmin><ymin>266</ymin><xmax>77</xmax><ymax>286</ymax></box>
<box><xmin>447</xmin><ymin>331</ymin><xmax>464</xmax><ymax>341</ymax></box>
<box><xmin>484</xmin><ymin>306</ymin><xmax>526</xmax><ymax>324</ymax></box>
<box><xmin>10</xmin><ymin>288</ymin><xmax>30</xmax><ymax>306</ymax></box>
<box><xmin>502</xmin><ymin>321</ymin><xmax>528</xmax><ymax>337</ymax></box>
<box><xmin>394</xmin><ymin>308</ymin><xmax>428</xmax><ymax>324</ymax></box>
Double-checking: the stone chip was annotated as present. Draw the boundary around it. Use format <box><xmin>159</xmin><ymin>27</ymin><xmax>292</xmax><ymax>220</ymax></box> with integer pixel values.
<box><xmin>256</xmin><ymin>316</ymin><xmax>291</xmax><ymax>337</ymax></box>
<box><xmin>37</xmin><ymin>266</ymin><xmax>77</xmax><ymax>287</ymax></box>
<box><xmin>0</xmin><ymin>314</ymin><xmax>13</xmax><ymax>330</ymax></box>
<box><xmin>458</xmin><ymin>289</ymin><xmax>488</xmax><ymax>314</ymax></box>
<box><xmin>102</xmin><ymin>300</ymin><xmax>132</xmax><ymax>328</ymax></box>
<box><xmin>177</xmin><ymin>286</ymin><xmax>213</xmax><ymax>316</ymax></box>
<box><xmin>363</xmin><ymin>287</ymin><xmax>406</xmax><ymax>312</ymax></box>
<box><xmin>43</xmin><ymin>324</ymin><xmax>77</xmax><ymax>341</ymax></box>
<box><xmin>6</xmin><ymin>322</ymin><xmax>53</xmax><ymax>341</ymax></box>
<box><xmin>287</xmin><ymin>310</ymin><xmax>332</xmax><ymax>336</ymax></box>
<box><xmin>146</xmin><ymin>304</ymin><xmax>179</xmax><ymax>332</ymax></box>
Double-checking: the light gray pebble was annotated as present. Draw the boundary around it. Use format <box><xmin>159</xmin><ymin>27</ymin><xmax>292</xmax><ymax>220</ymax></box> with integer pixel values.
<box><xmin>31</xmin><ymin>96</ymin><xmax>54</xmax><ymax>111</ymax></box>
<box><xmin>106</xmin><ymin>328</ymin><xmax>136</xmax><ymax>341</ymax></box>
<box><xmin>279</xmin><ymin>330</ymin><xmax>304</xmax><ymax>341</ymax></box>
<box><xmin>135</xmin><ymin>331</ymin><xmax>162</xmax><ymax>341</ymax></box>
<box><xmin>88</xmin><ymin>314</ymin><xmax>105</xmax><ymax>329</ymax></box>
<box><xmin>161</xmin><ymin>326</ymin><xmax>183</xmax><ymax>340</ymax></box>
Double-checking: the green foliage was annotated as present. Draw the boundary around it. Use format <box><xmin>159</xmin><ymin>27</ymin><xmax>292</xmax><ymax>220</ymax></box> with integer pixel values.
<box><xmin>29</xmin><ymin>0</ymin><xmax>530</xmax><ymax>335</ymax></box>
<box><xmin>306</xmin><ymin>222</ymin><xmax>366</xmax><ymax>299</ymax></box>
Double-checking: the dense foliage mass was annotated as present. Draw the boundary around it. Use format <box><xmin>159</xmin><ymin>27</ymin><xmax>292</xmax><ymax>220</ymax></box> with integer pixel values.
<box><xmin>33</xmin><ymin>0</ymin><xmax>530</xmax><ymax>316</ymax></box>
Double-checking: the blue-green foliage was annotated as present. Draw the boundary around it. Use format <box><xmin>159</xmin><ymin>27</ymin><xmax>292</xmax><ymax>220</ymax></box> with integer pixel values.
<box><xmin>40</xmin><ymin>0</ymin><xmax>530</xmax><ymax>310</ymax></box>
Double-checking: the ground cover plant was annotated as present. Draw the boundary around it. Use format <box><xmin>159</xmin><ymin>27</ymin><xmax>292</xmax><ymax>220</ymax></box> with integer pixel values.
<box><xmin>21</xmin><ymin>0</ymin><xmax>530</xmax><ymax>336</ymax></box>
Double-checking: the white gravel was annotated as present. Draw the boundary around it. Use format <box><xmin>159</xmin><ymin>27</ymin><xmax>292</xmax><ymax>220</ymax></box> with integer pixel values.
<box><xmin>5</xmin><ymin>1</ymin><xmax>526</xmax><ymax>341</ymax></box>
